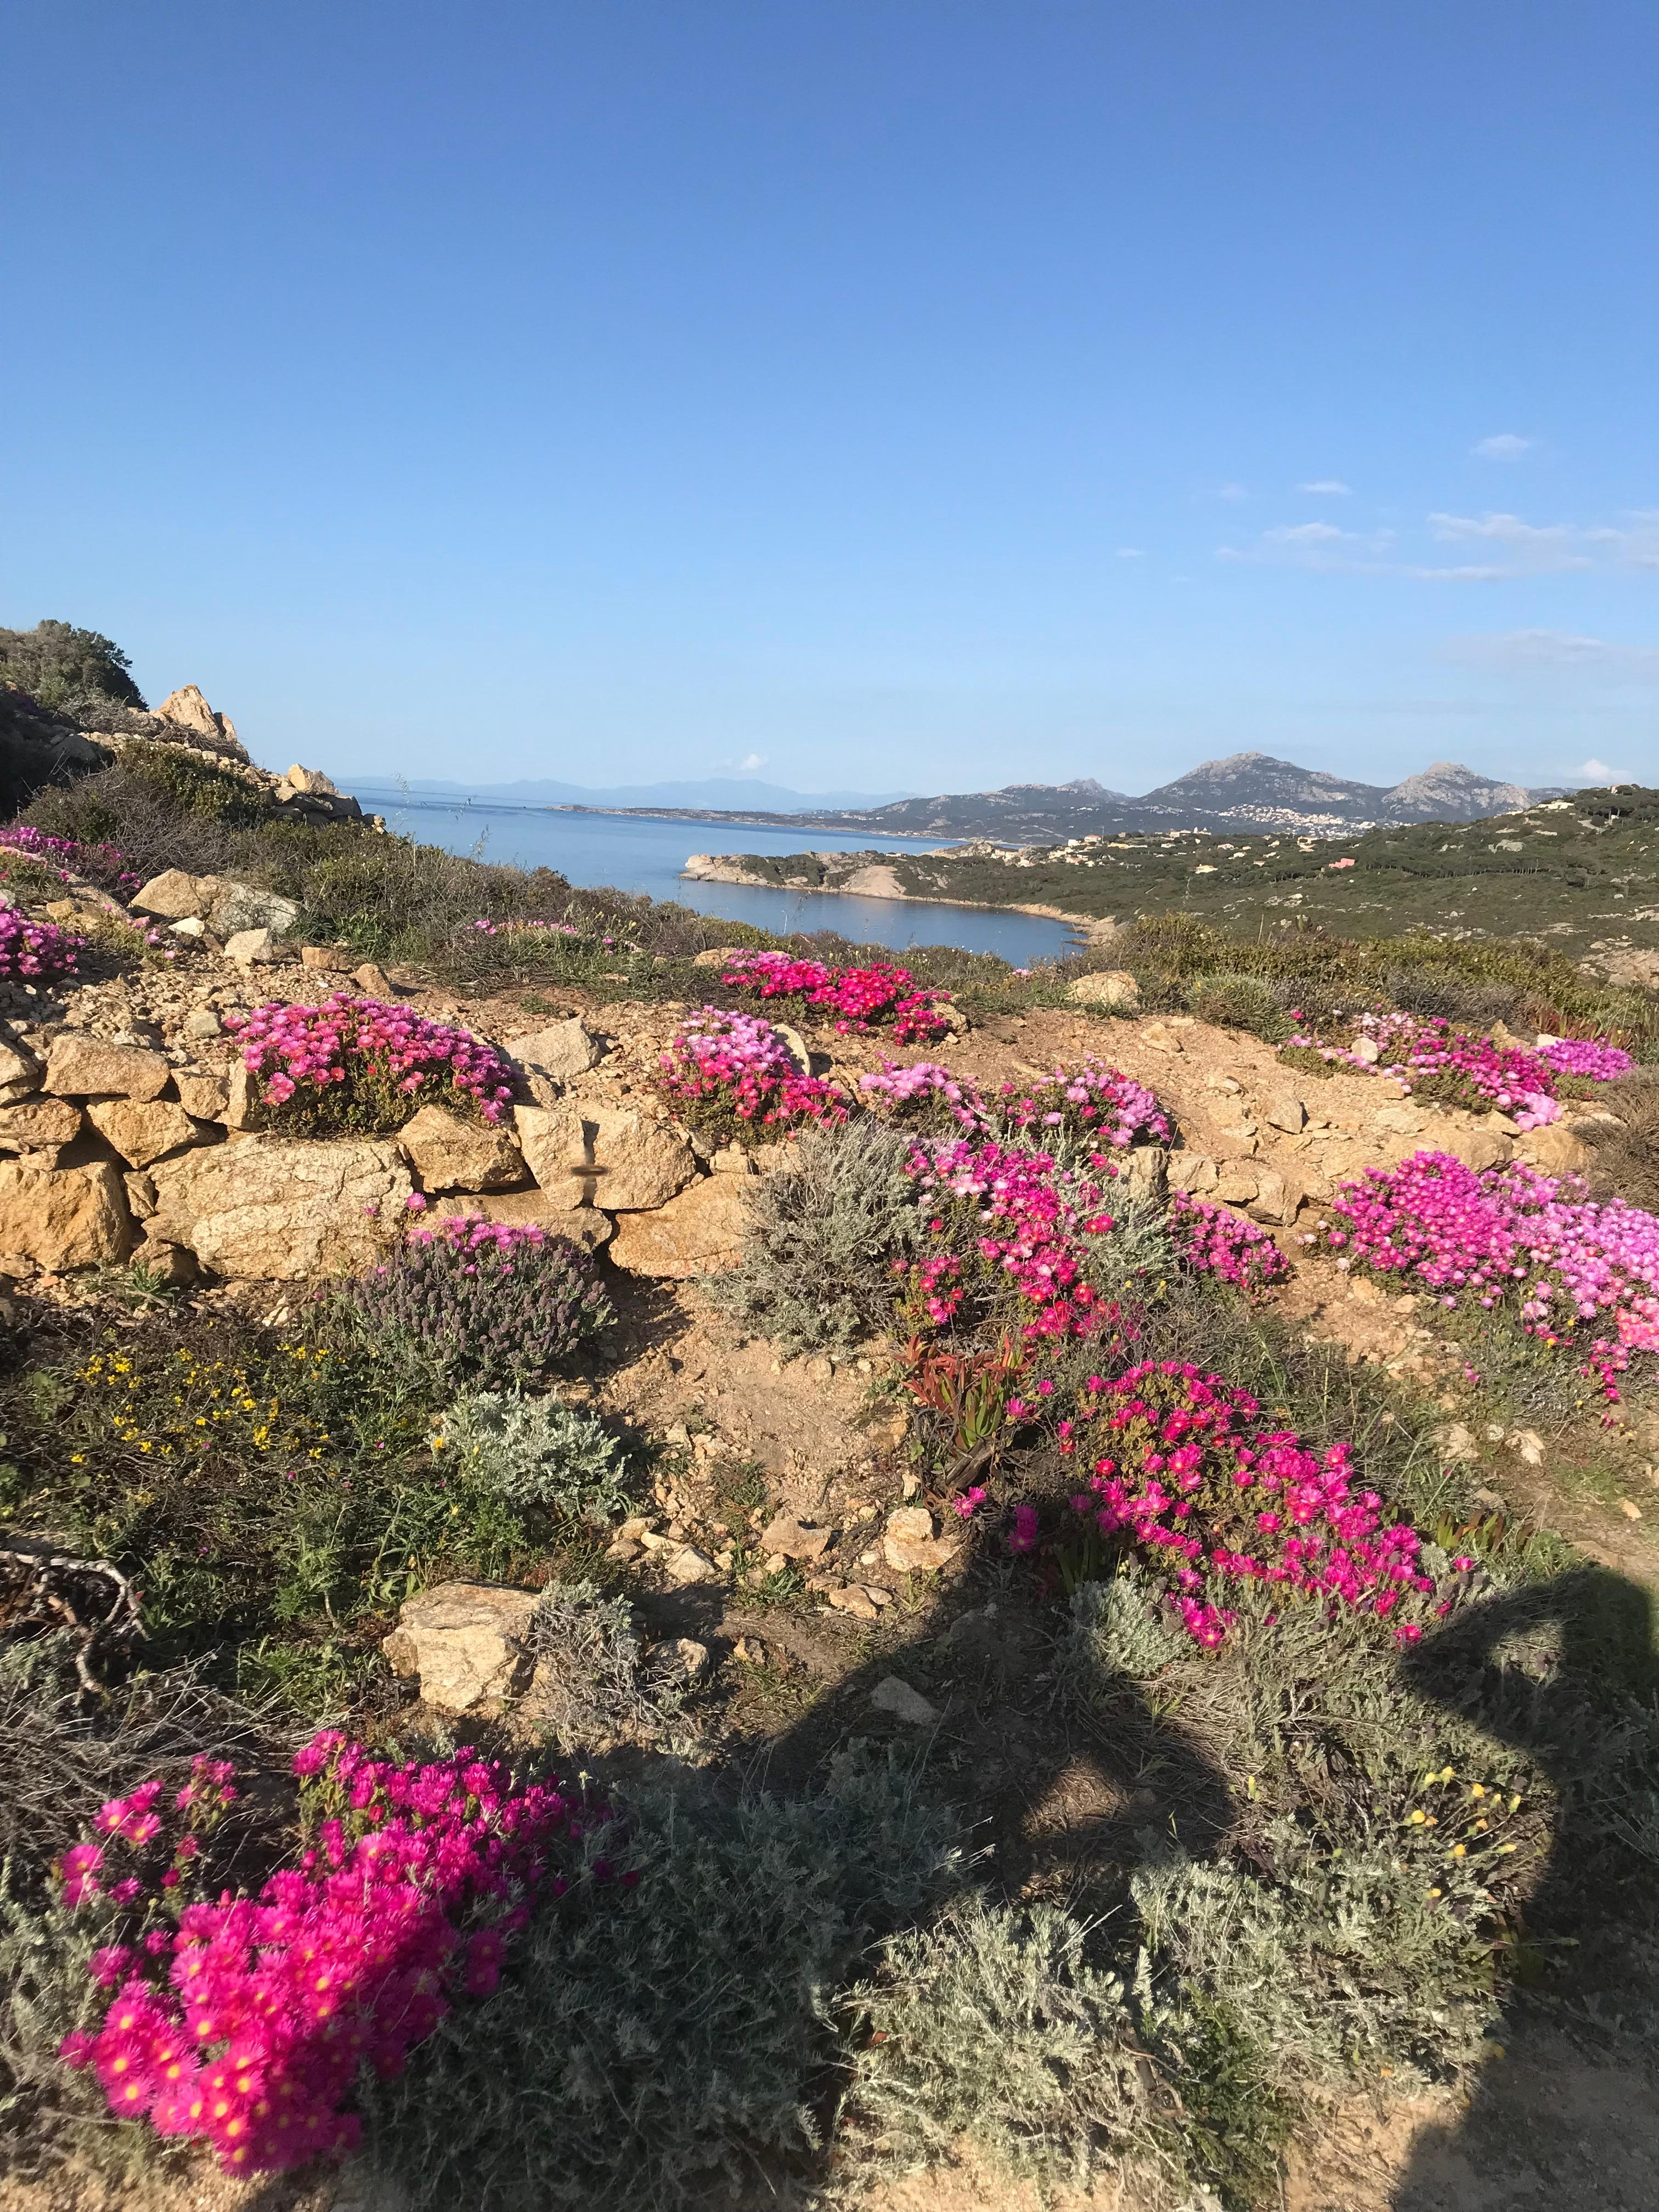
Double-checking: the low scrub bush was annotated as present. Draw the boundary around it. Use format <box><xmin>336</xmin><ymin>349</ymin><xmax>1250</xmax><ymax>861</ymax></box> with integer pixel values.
<box><xmin>707</xmin><ymin>1119</ymin><xmax>923</xmax><ymax>1354</ymax></box>
<box><xmin>840</xmin><ymin>1897</ymin><xmax>1153</xmax><ymax>2194</ymax></box>
<box><xmin>334</xmin><ymin>1218</ymin><xmax>614</xmax><ymax>1396</ymax></box>
<box><xmin>1061</xmin><ymin>1565</ymin><xmax>1190</xmax><ymax>1686</ymax></box>
<box><xmin>1189</xmin><ymin>969</ymin><xmax>1291</xmax><ymax>1043</ymax></box>
<box><xmin>0</xmin><ymin>823</ymin><xmax>139</xmax><ymax>897</ymax></box>
<box><xmin>0</xmin><ymin>620</ymin><xmax>145</xmax><ymax>716</ymax></box>
<box><xmin>229</xmin><ymin>997</ymin><xmax>516</xmax><ymax>1133</ymax></box>
<box><xmin>360</xmin><ymin>1750</ymin><xmax>961</xmax><ymax>2212</ymax></box>
<box><xmin>432</xmin><ymin>1390</ymin><xmax>633</xmax><ymax>1526</ymax></box>
<box><xmin>657</xmin><ymin>1007</ymin><xmax>851</xmax><ymax>1146</ymax></box>
<box><xmin>521</xmin><ymin>1581</ymin><xmax>686</xmax><ymax>1752</ymax></box>
<box><xmin>1581</xmin><ymin>1069</ymin><xmax>1659</xmax><ymax>1212</ymax></box>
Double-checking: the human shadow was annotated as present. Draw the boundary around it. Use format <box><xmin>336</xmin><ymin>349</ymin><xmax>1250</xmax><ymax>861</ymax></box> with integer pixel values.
<box><xmin>1390</xmin><ymin>1567</ymin><xmax>1659</xmax><ymax>2212</ymax></box>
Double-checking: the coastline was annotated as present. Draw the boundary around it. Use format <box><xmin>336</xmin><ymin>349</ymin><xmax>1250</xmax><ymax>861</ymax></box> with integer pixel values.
<box><xmin>680</xmin><ymin>854</ymin><xmax>1116</xmax><ymax>942</ymax></box>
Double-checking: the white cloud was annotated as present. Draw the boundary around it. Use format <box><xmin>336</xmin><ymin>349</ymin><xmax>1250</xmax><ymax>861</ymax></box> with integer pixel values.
<box><xmin>1443</xmin><ymin>629</ymin><xmax>1659</xmax><ymax>678</ymax></box>
<box><xmin>1115</xmin><ymin>545</ymin><xmax>1145</xmax><ymax>559</ymax></box>
<box><xmin>1472</xmin><ymin>433</ymin><xmax>1534</xmax><ymax>459</ymax></box>
<box><xmin>1218</xmin><ymin>521</ymin><xmax>1395</xmax><ymax>570</ymax></box>
<box><xmin>1214</xmin><ymin>482</ymin><xmax>1248</xmax><ymax>501</ymax></box>
<box><xmin>735</xmin><ymin>752</ymin><xmax>769</xmax><ymax>772</ymax></box>
<box><xmin>1424</xmin><ymin>509</ymin><xmax>1659</xmax><ymax>576</ymax></box>
<box><xmin>1297</xmin><ymin>479</ymin><xmax>1352</xmax><ymax>495</ymax></box>
<box><xmin>1579</xmin><ymin>758</ymin><xmax>1629</xmax><ymax>783</ymax></box>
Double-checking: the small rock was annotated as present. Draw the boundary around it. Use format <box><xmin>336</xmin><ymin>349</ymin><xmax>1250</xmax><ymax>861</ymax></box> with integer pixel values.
<box><xmin>870</xmin><ymin>1676</ymin><xmax>942</xmax><ymax>1727</ymax></box>
<box><xmin>182</xmin><ymin>1008</ymin><xmax>222</xmax><ymax>1041</ymax></box>
<box><xmin>169</xmin><ymin>916</ymin><xmax>206</xmax><ymax>939</ymax></box>
<box><xmin>398</xmin><ymin>1103</ymin><xmax>525</xmax><ymax>1194</ymax></box>
<box><xmin>354</xmin><ymin>962</ymin><xmax>398</xmax><ymax>998</ymax></box>
<box><xmin>605</xmin><ymin>1537</ymin><xmax>642</xmax><ymax>1563</ymax></box>
<box><xmin>225</xmin><ymin>927</ymin><xmax>278</xmax><ymax>967</ymax></box>
<box><xmin>86</xmin><ymin>1097</ymin><xmax>207</xmax><ymax>1170</ymax></box>
<box><xmin>1618</xmin><ymin>1499</ymin><xmax>1644</xmax><ymax>1521</ymax></box>
<box><xmin>43</xmin><ymin>1035</ymin><xmax>171</xmax><ymax>1102</ymax></box>
<box><xmin>381</xmin><ymin>1581</ymin><xmax>541</xmax><ymax>1713</ymax></box>
<box><xmin>675</xmin><ymin>1638</ymin><xmax>710</xmax><ymax>1678</ymax></box>
<box><xmin>901</xmin><ymin>1473</ymin><xmax>921</xmax><ymax>1500</ymax></box>
<box><xmin>772</xmin><ymin>1023</ymin><xmax>811</xmax><ymax>1073</ymax></box>
<box><xmin>1262</xmin><ymin>1094</ymin><xmax>1307</xmax><ymax>1134</ymax></box>
<box><xmin>883</xmin><ymin>1506</ymin><xmax>961</xmax><ymax>1575</ymax></box>
<box><xmin>758</xmin><ymin>1514</ymin><xmax>833</xmax><ymax>1562</ymax></box>
<box><xmin>504</xmin><ymin>1019</ymin><xmax>604</xmax><ymax>1084</ymax></box>
<box><xmin>1066</xmin><ymin>970</ymin><xmax>1139</xmax><ymax>1011</ymax></box>
<box><xmin>618</xmin><ymin>1515</ymin><xmax>653</xmax><ymax>1541</ymax></box>
<box><xmin>1438</xmin><ymin>1423</ymin><xmax>1479</xmax><ymax>1463</ymax></box>
<box><xmin>1506</xmin><ymin>1428</ymin><xmax>1545</xmax><ymax>1466</ymax></box>
<box><xmin>825</xmin><ymin>1583</ymin><xmax>879</xmax><ymax>1620</ymax></box>
<box><xmin>663</xmin><ymin>1545</ymin><xmax>719</xmax><ymax>1586</ymax></box>
<box><xmin>1141</xmin><ymin>1022</ymin><xmax>1183</xmax><ymax>1054</ymax></box>
<box><xmin>1471</xmin><ymin>1487</ymin><xmax>1506</xmax><ymax>1512</ymax></box>
<box><xmin>208</xmin><ymin>882</ymin><xmax>301</xmax><ymax>940</ymax></box>
<box><xmin>732</xmin><ymin>1635</ymin><xmax>767</xmax><ymax>1665</ymax></box>
<box><xmin>0</xmin><ymin>1098</ymin><xmax>82</xmax><ymax>1157</ymax></box>
<box><xmin>710</xmin><ymin>1144</ymin><xmax>753</xmax><ymax>1176</ymax></box>
<box><xmin>174</xmin><ymin>1071</ymin><xmax>230</xmax><ymax>1120</ymax></box>
<box><xmin>1351</xmin><ymin>1036</ymin><xmax>1381</xmax><ymax>1065</ymax></box>
<box><xmin>301</xmin><ymin>943</ymin><xmax>351</xmax><ymax>971</ymax></box>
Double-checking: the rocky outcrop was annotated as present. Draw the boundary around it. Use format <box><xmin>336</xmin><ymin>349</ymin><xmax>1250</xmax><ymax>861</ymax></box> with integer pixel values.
<box><xmin>1066</xmin><ymin>970</ymin><xmax>1139</xmax><ymax>1011</ymax></box>
<box><xmin>152</xmin><ymin>685</ymin><xmax>244</xmax><ymax>758</ymax></box>
<box><xmin>504</xmin><ymin>1019</ymin><xmax>604</xmax><ymax>1105</ymax></box>
<box><xmin>149</xmin><ymin>1134</ymin><xmax>411</xmax><ymax>1278</ymax></box>
<box><xmin>0</xmin><ymin>1160</ymin><xmax>132</xmax><ymax>1271</ymax></box>
<box><xmin>608</xmin><ymin>1173</ymin><xmax>748</xmax><ymax>1277</ymax></box>
<box><xmin>514</xmin><ymin>1102</ymin><xmax>697</xmax><ymax>1211</ymax></box>
<box><xmin>84</xmin><ymin>1098</ymin><xmax>208</xmax><ymax>1170</ymax></box>
<box><xmin>43</xmin><ymin>1036</ymin><xmax>171</xmax><ymax>1101</ymax></box>
<box><xmin>398</xmin><ymin>1104</ymin><xmax>525</xmax><ymax>1193</ymax></box>
<box><xmin>382</xmin><ymin>1582</ymin><xmax>541</xmax><ymax>1713</ymax></box>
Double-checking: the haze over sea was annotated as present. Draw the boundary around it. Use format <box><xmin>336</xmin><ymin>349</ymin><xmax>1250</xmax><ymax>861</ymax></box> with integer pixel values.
<box><xmin>353</xmin><ymin>789</ymin><xmax>1076</xmax><ymax>963</ymax></box>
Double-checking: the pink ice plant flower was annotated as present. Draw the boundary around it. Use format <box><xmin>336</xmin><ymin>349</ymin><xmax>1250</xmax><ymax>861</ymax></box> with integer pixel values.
<box><xmin>659</xmin><ymin>1006</ymin><xmax>852</xmax><ymax>1131</ymax></box>
<box><xmin>225</xmin><ymin>997</ymin><xmax>516</xmax><ymax>1122</ymax></box>
<box><xmin>720</xmin><ymin>950</ymin><xmax>953</xmax><ymax>1042</ymax></box>
<box><xmin>58</xmin><ymin>1735</ymin><xmax>603</xmax><ymax>2175</ymax></box>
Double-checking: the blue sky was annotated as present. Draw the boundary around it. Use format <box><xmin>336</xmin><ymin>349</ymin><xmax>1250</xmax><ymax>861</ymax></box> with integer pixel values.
<box><xmin>4</xmin><ymin>1</ymin><xmax>1655</xmax><ymax>794</ymax></box>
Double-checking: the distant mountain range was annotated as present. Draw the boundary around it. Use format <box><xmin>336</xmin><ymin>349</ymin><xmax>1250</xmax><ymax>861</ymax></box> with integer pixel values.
<box><xmin>607</xmin><ymin>755</ymin><xmax>1566</xmax><ymax>842</ymax></box>
<box><xmin>337</xmin><ymin>774</ymin><xmax>918</xmax><ymax>812</ymax></box>
<box><xmin>336</xmin><ymin>755</ymin><xmax>1570</xmax><ymax>843</ymax></box>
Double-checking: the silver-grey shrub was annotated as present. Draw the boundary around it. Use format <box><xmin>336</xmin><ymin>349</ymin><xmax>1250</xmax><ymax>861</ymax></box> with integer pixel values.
<box><xmin>359</xmin><ymin>1750</ymin><xmax>960</xmax><ymax>2212</ymax></box>
<box><xmin>520</xmin><ymin>1581</ymin><xmax>686</xmax><ymax>1752</ymax></box>
<box><xmin>435</xmin><ymin>1390</ymin><xmax>634</xmax><ymax>1526</ymax></box>
<box><xmin>1063</xmin><ymin>1567</ymin><xmax>1189</xmax><ymax>1690</ymax></box>
<box><xmin>706</xmin><ymin>1119</ymin><xmax>924</xmax><ymax>1355</ymax></box>
<box><xmin>838</xmin><ymin>1896</ymin><xmax>1163</xmax><ymax>2198</ymax></box>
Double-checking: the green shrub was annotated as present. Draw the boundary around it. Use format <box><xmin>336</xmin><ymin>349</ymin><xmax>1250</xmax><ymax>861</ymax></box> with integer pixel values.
<box><xmin>1188</xmin><ymin>970</ymin><xmax>1291</xmax><ymax>1043</ymax></box>
<box><xmin>0</xmin><ymin>619</ymin><xmax>145</xmax><ymax>716</ymax></box>
<box><xmin>520</xmin><ymin>1581</ymin><xmax>687</xmax><ymax>1752</ymax></box>
<box><xmin>706</xmin><ymin>1120</ymin><xmax>923</xmax><ymax>1355</ymax></box>
<box><xmin>360</xmin><ymin>1750</ymin><xmax>961</xmax><ymax>2212</ymax></box>
<box><xmin>1063</xmin><ymin>1568</ymin><xmax>1189</xmax><ymax>1687</ymax></box>
<box><xmin>433</xmin><ymin>1390</ymin><xmax>634</xmax><ymax>1526</ymax></box>
<box><xmin>839</xmin><ymin>1897</ymin><xmax>1153</xmax><ymax>2194</ymax></box>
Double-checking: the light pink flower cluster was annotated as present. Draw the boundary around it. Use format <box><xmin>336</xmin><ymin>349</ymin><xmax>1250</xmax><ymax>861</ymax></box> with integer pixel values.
<box><xmin>470</xmin><ymin>917</ymin><xmax>581</xmax><ymax>940</ymax></box>
<box><xmin>1313</xmin><ymin>1149</ymin><xmax>1659</xmax><ymax>1373</ymax></box>
<box><xmin>58</xmin><ymin>1733</ymin><xmax>603</xmax><ymax>2175</ymax></box>
<box><xmin>1065</xmin><ymin>1361</ymin><xmax>1439</xmax><ymax>1648</ymax></box>
<box><xmin>902</xmin><ymin>1136</ymin><xmax>1120</xmax><ymax>1341</ymax></box>
<box><xmin>990</xmin><ymin>1057</ymin><xmax>1170</xmax><ymax>1155</ymax></box>
<box><xmin>1168</xmin><ymin>1193</ymin><xmax>1292</xmax><ymax>1299</ymax></box>
<box><xmin>0</xmin><ymin>825</ymin><xmax>141</xmax><ymax>894</ymax></box>
<box><xmin>226</xmin><ymin>997</ymin><xmax>516</xmax><ymax>1121</ymax></box>
<box><xmin>658</xmin><ymin>1007</ymin><xmax>851</xmax><ymax>1131</ymax></box>
<box><xmin>1538</xmin><ymin>1036</ymin><xmax>1635</xmax><ymax>1082</ymax></box>
<box><xmin>859</xmin><ymin>1058</ymin><xmax>986</xmax><ymax>1128</ymax></box>
<box><xmin>1284</xmin><ymin>1011</ymin><xmax>1561</xmax><ymax>1129</ymax></box>
<box><xmin>719</xmin><ymin>950</ymin><xmax>952</xmax><ymax>1042</ymax></box>
<box><xmin>0</xmin><ymin>900</ymin><xmax>82</xmax><ymax>980</ymax></box>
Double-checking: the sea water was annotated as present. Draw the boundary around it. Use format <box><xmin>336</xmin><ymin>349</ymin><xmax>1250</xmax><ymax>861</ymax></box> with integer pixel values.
<box><xmin>355</xmin><ymin>792</ymin><xmax>1077</xmax><ymax>964</ymax></box>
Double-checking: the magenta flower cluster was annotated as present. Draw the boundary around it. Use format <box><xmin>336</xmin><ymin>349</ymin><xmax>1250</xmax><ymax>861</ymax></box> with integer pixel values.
<box><xmin>719</xmin><ymin>950</ymin><xmax>952</xmax><ymax>1042</ymax></box>
<box><xmin>658</xmin><ymin>1007</ymin><xmax>851</xmax><ymax>1132</ymax></box>
<box><xmin>0</xmin><ymin>825</ymin><xmax>141</xmax><ymax>895</ymax></box>
<box><xmin>1313</xmin><ymin>1148</ymin><xmax>1659</xmax><ymax>1369</ymax></box>
<box><xmin>1063</xmin><ymin>1361</ymin><xmax>1440</xmax><ymax>1649</ymax></box>
<box><xmin>1283</xmin><ymin>1010</ymin><xmax>1571</xmax><ymax>1130</ymax></box>
<box><xmin>1168</xmin><ymin>1192</ymin><xmax>1292</xmax><ymax>1299</ymax></box>
<box><xmin>1538</xmin><ymin>1036</ymin><xmax>1635</xmax><ymax>1082</ymax></box>
<box><xmin>227</xmin><ymin>996</ymin><xmax>516</xmax><ymax>1122</ymax></box>
<box><xmin>58</xmin><ymin>1734</ymin><xmax>603</xmax><ymax>2175</ymax></box>
<box><xmin>470</xmin><ymin>917</ymin><xmax>581</xmax><ymax>940</ymax></box>
<box><xmin>902</xmin><ymin>1136</ymin><xmax>1120</xmax><ymax>1342</ymax></box>
<box><xmin>0</xmin><ymin>900</ymin><xmax>82</xmax><ymax>980</ymax></box>
<box><xmin>859</xmin><ymin>1057</ymin><xmax>983</xmax><ymax>1125</ymax></box>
